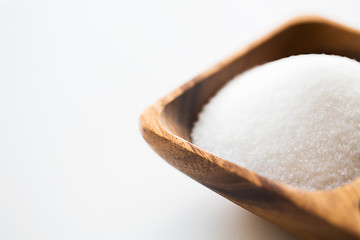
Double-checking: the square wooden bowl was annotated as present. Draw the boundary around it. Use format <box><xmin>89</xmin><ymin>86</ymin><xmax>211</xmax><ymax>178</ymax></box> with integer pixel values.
<box><xmin>140</xmin><ymin>16</ymin><xmax>360</xmax><ymax>240</ymax></box>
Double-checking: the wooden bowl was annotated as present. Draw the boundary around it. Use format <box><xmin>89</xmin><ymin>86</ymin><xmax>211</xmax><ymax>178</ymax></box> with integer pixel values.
<box><xmin>139</xmin><ymin>16</ymin><xmax>360</xmax><ymax>240</ymax></box>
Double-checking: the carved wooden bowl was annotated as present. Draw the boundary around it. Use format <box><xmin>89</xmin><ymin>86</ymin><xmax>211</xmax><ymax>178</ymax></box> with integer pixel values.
<box><xmin>140</xmin><ymin>16</ymin><xmax>360</xmax><ymax>240</ymax></box>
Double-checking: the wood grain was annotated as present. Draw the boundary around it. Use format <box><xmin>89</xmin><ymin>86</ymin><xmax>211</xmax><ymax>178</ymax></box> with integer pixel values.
<box><xmin>139</xmin><ymin>16</ymin><xmax>360</xmax><ymax>240</ymax></box>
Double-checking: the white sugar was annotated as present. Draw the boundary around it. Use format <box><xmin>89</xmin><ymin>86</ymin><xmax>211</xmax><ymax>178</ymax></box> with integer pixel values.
<box><xmin>191</xmin><ymin>54</ymin><xmax>360</xmax><ymax>191</ymax></box>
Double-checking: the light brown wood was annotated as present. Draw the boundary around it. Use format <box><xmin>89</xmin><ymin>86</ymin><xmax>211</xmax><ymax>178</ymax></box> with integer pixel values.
<box><xmin>139</xmin><ymin>16</ymin><xmax>360</xmax><ymax>240</ymax></box>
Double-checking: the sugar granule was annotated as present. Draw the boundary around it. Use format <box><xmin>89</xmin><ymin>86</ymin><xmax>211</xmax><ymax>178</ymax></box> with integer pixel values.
<box><xmin>191</xmin><ymin>54</ymin><xmax>360</xmax><ymax>191</ymax></box>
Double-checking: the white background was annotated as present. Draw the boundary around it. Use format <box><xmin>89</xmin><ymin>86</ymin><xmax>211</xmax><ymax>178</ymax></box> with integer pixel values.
<box><xmin>1</xmin><ymin>1</ymin><xmax>360</xmax><ymax>239</ymax></box>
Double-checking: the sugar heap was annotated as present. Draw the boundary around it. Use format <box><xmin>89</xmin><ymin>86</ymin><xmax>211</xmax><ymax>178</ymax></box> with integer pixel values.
<box><xmin>191</xmin><ymin>54</ymin><xmax>360</xmax><ymax>191</ymax></box>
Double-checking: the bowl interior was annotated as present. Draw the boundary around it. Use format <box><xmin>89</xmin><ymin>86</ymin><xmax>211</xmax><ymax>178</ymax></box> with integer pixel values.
<box><xmin>161</xmin><ymin>19</ymin><xmax>360</xmax><ymax>143</ymax></box>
